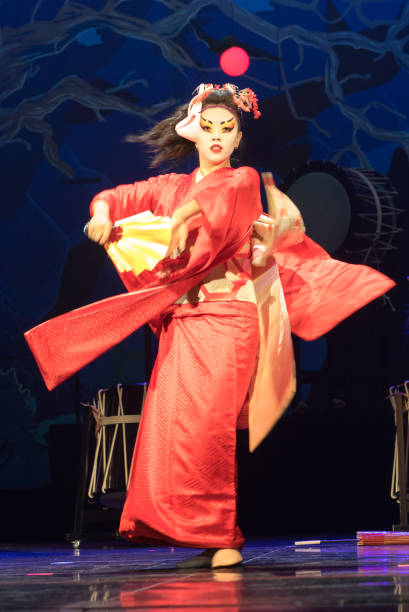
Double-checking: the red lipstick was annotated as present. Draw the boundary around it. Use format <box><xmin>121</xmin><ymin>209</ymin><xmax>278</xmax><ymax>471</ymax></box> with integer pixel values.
<box><xmin>210</xmin><ymin>145</ymin><xmax>222</xmax><ymax>152</ymax></box>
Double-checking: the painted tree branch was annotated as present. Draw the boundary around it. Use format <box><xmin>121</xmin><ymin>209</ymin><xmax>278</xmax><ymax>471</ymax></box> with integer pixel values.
<box><xmin>0</xmin><ymin>76</ymin><xmax>176</xmax><ymax>177</ymax></box>
<box><xmin>0</xmin><ymin>0</ymin><xmax>408</xmax><ymax>175</ymax></box>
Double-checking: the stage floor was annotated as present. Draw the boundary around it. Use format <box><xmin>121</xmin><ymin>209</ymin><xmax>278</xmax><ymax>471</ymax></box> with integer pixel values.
<box><xmin>2</xmin><ymin>538</ymin><xmax>409</xmax><ymax>610</ymax></box>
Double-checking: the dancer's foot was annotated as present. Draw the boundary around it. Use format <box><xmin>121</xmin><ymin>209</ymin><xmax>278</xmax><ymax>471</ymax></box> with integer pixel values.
<box><xmin>176</xmin><ymin>548</ymin><xmax>216</xmax><ymax>569</ymax></box>
<box><xmin>176</xmin><ymin>548</ymin><xmax>243</xmax><ymax>569</ymax></box>
<box><xmin>211</xmin><ymin>548</ymin><xmax>243</xmax><ymax>569</ymax></box>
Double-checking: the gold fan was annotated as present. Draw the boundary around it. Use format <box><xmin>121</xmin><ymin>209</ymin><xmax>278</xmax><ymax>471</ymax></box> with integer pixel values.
<box><xmin>104</xmin><ymin>211</ymin><xmax>172</xmax><ymax>276</ymax></box>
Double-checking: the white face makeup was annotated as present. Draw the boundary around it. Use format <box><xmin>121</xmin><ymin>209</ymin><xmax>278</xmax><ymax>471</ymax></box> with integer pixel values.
<box><xmin>195</xmin><ymin>106</ymin><xmax>242</xmax><ymax>169</ymax></box>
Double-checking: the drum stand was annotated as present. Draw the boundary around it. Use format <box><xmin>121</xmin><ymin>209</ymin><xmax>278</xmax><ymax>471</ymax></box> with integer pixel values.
<box><xmin>67</xmin><ymin>383</ymin><xmax>146</xmax><ymax>548</ymax></box>
<box><xmin>389</xmin><ymin>383</ymin><xmax>409</xmax><ymax>531</ymax></box>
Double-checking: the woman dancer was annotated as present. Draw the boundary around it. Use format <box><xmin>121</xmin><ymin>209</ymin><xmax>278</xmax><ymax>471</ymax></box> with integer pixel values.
<box><xmin>88</xmin><ymin>84</ymin><xmax>269</xmax><ymax>569</ymax></box>
<box><xmin>25</xmin><ymin>84</ymin><xmax>394</xmax><ymax>569</ymax></box>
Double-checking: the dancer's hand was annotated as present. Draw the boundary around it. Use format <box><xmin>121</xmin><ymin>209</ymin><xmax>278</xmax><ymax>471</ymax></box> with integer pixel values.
<box><xmin>87</xmin><ymin>199</ymin><xmax>112</xmax><ymax>245</ymax></box>
<box><xmin>167</xmin><ymin>199</ymin><xmax>201</xmax><ymax>259</ymax></box>
<box><xmin>251</xmin><ymin>218</ymin><xmax>275</xmax><ymax>266</ymax></box>
<box><xmin>167</xmin><ymin>211</ymin><xmax>189</xmax><ymax>259</ymax></box>
<box><xmin>87</xmin><ymin>214</ymin><xmax>112</xmax><ymax>245</ymax></box>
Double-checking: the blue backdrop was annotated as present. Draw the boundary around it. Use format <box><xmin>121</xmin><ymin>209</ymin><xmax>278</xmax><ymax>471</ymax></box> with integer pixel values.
<box><xmin>1</xmin><ymin>0</ymin><xmax>408</xmax><ymax>492</ymax></box>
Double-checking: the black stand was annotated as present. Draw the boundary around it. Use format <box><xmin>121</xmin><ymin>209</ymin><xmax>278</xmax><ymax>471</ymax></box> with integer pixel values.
<box><xmin>66</xmin><ymin>405</ymin><xmax>121</xmax><ymax>548</ymax></box>
<box><xmin>390</xmin><ymin>390</ymin><xmax>409</xmax><ymax>531</ymax></box>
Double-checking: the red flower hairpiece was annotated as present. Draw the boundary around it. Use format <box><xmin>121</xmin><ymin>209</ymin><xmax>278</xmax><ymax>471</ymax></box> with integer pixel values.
<box><xmin>189</xmin><ymin>83</ymin><xmax>261</xmax><ymax>119</ymax></box>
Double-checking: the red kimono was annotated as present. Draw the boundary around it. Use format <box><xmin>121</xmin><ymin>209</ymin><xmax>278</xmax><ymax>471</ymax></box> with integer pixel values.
<box><xmin>25</xmin><ymin>166</ymin><xmax>394</xmax><ymax>549</ymax></box>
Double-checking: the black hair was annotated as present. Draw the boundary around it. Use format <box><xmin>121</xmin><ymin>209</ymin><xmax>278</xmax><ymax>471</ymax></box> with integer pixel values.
<box><xmin>126</xmin><ymin>88</ymin><xmax>242</xmax><ymax>168</ymax></box>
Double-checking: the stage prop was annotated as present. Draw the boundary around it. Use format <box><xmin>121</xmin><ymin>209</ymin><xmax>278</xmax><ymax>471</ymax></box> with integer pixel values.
<box><xmin>341</xmin><ymin>384</ymin><xmax>409</xmax><ymax>547</ymax></box>
<box><xmin>220</xmin><ymin>46</ymin><xmax>250</xmax><ymax>76</ymax></box>
<box><xmin>281</xmin><ymin>161</ymin><xmax>402</xmax><ymax>268</ymax></box>
<box><xmin>357</xmin><ymin>531</ymin><xmax>409</xmax><ymax>545</ymax></box>
<box><xmin>295</xmin><ymin>532</ymin><xmax>409</xmax><ymax>546</ymax></box>
<box><xmin>84</xmin><ymin>211</ymin><xmax>172</xmax><ymax>275</ymax></box>
<box><xmin>281</xmin><ymin>160</ymin><xmax>401</xmax><ymax>422</ymax></box>
<box><xmin>389</xmin><ymin>383</ymin><xmax>409</xmax><ymax>531</ymax></box>
<box><xmin>68</xmin><ymin>383</ymin><xmax>146</xmax><ymax>548</ymax></box>
<box><xmin>87</xmin><ymin>384</ymin><xmax>147</xmax><ymax>508</ymax></box>
<box><xmin>104</xmin><ymin>211</ymin><xmax>172</xmax><ymax>275</ymax></box>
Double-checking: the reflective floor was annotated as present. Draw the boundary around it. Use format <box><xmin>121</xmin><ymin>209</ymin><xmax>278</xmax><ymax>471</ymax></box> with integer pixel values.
<box><xmin>2</xmin><ymin>538</ymin><xmax>409</xmax><ymax>610</ymax></box>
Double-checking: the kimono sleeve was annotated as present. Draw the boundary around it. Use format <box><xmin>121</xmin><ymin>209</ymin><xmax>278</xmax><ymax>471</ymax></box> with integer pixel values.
<box><xmin>276</xmin><ymin>235</ymin><xmax>396</xmax><ymax>340</ymax></box>
<box><xmin>24</xmin><ymin>169</ymin><xmax>263</xmax><ymax>392</ymax></box>
<box><xmin>89</xmin><ymin>174</ymin><xmax>169</xmax><ymax>223</ymax></box>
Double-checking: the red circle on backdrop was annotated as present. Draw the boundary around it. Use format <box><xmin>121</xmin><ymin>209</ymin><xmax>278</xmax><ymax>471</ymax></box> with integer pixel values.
<box><xmin>220</xmin><ymin>47</ymin><xmax>250</xmax><ymax>76</ymax></box>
